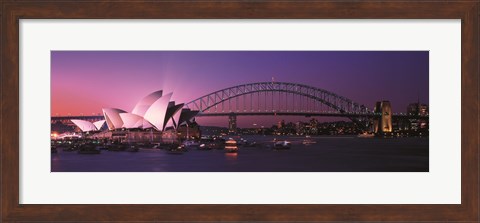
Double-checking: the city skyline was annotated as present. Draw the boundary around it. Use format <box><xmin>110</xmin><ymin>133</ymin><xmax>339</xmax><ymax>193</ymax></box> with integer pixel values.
<box><xmin>51</xmin><ymin>51</ymin><xmax>429</xmax><ymax>127</ymax></box>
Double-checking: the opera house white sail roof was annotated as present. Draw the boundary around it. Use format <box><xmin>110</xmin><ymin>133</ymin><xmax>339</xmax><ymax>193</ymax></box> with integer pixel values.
<box><xmin>93</xmin><ymin>120</ymin><xmax>107</xmax><ymax>130</ymax></box>
<box><xmin>71</xmin><ymin>90</ymin><xmax>195</xmax><ymax>132</ymax></box>
<box><xmin>102</xmin><ymin>108</ymin><xmax>127</xmax><ymax>130</ymax></box>
<box><xmin>70</xmin><ymin>119</ymin><xmax>107</xmax><ymax>132</ymax></box>
<box><xmin>131</xmin><ymin>90</ymin><xmax>163</xmax><ymax>117</ymax></box>
<box><xmin>143</xmin><ymin>92</ymin><xmax>173</xmax><ymax>131</ymax></box>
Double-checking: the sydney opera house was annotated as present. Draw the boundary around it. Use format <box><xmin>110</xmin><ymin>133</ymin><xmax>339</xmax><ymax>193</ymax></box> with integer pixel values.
<box><xmin>69</xmin><ymin>90</ymin><xmax>199</xmax><ymax>142</ymax></box>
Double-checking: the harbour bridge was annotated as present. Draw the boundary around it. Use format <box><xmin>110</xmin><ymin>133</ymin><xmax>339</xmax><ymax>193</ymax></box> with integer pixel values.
<box><xmin>184</xmin><ymin>81</ymin><xmax>426</xmax><ymax>131</ymax></box>
<box><xmin>52</xmin><ymin>82</ymin><xmax>427</xmax><ymax>131</ymax></box>
<box><xmin>185</xmin><ymin>82</ymin><xmax>371</xmax><ymax>117</ymax></box>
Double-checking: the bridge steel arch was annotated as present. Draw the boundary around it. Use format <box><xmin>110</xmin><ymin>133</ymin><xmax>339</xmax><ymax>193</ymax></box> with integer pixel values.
<box><xmin>184</xmin><ymin>82</ymin><xmax>371</xmax><ymax>115</ymax></box>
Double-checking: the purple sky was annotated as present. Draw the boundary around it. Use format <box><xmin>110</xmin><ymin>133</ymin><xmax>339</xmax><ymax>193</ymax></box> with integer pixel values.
<box><xmin>51</xmin><ymin>51</ymin><xmax>429</xmax><ymax>127</ymax></box>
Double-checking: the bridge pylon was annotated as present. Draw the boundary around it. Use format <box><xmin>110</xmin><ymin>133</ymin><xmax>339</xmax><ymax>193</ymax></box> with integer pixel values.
<box><xmin>373</xmin><ymin>101</ymin><xmax>393</xmax><ymax>135</ymax></box>
<box><xmin>228</xmin><ymin>113</ymin><xmax>237</xmax><ymax>133</ymax></box>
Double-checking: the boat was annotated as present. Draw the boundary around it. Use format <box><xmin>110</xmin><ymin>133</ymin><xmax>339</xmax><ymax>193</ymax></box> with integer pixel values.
<box><xmin>357</xmin><ymin>132</ymin><xmax>375</xmax><ymax>138</ymax></box>
<box><xmin>167</xmin><ymin>144</ymin><xmax>186</xmax><ymax>154</ymax></box>
<box><xmin>182</xmin><ymin>140</ymin><xmax>200</xmax><ymax>148</ymax></box>
<box><xmin>224</xmin><ymin>138</ymin><xmax>239</xmax><ymax>153</ymax></box>
<box><xmin>77</xmin><ymin>144</ymin><xmax>101</xmax><ymax>154</ymax></box>
<box><xmin>62</xmin><ymin>144</ymin><xmax>78</xmax><ymax>152</ymax></box>
<box><xmin>198</xmin><ymin>142</ymin><xmax>215</xmax><ymax>150</ymax></box>
<box><xmin>126</xmin><ymin>144</ymin><xmax>139</xmax><ymax>152</ymax></box>
<box><xmin>237</xmin><ymin>138</ymin><xmax>248</xmax><ymax>146</ymax></box>
<box><xmin>244</xmin><ymin>141</ymin><xmax>257</xmax><ymax>147</ymax></box>
<box><xmin>274</xmin><ymin>141</ymin><xmax>291</xmax><ymax>150</ymax></box>
<box><xmin>108</xmin><ymin>143</ymin><xmax>127</xmax><ymax>151</ymax></box>
<box><xmin>96</xmin><ymin>145</ymin><xmax>109</xmax><ymax>150</ymax></box>
<box><xmin>199</xmin><ymin>138</ymin><xmax>226</xmax><ymax>150</ymax></box>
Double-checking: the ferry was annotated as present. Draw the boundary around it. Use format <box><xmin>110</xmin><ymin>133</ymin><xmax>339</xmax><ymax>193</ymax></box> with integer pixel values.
<box><xmin>224</xmin><ymin>138</ymin><xmax>239</xmax><ymax>153</ymax></box>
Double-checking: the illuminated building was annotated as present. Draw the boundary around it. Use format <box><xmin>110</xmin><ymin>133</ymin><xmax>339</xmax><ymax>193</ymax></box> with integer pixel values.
<box><xmin>407</xmin><ymin>102</ymin><xmax>428</xmax><ymax>116</ymax></box>
<box><xmin>71</xmin><ymin>90</ymin><xmax>197</xmax><ymax>133</ymax></box>
<box><xmin>407</xmin><ymin>102</ymin><xmax>429</xmax><ymax>131</ymax></box>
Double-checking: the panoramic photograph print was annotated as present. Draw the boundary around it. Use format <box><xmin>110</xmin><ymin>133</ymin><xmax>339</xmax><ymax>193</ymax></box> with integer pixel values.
<box><xmin>51</xmin><ymin>51</ymin><xmax>429</xmax><ymax>172</ymax></box>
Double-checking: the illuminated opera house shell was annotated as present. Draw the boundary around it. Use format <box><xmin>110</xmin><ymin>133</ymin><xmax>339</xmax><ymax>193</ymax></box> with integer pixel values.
<box><xmin>71</xmin><ymin>90</ymin><xmax>198</xmax><ymax>132</ymax></box>
<box><xmin>70</xmin><ymin>119</ymin><xmax>106</xmax><ymax>132</ymax></box>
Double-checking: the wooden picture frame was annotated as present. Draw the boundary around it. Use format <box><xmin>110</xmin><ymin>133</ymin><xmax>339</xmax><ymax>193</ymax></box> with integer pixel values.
<box><xmin>1</xmin><ymin>1</ymin><xmax>478</xmax><ymax>222</ymax></box>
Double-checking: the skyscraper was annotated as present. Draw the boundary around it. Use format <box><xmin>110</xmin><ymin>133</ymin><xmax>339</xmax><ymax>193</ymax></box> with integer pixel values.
<box><xmin>407</xmin><ymin>102</ymin><xmax>429</xmax><ymax>131</ymax></box>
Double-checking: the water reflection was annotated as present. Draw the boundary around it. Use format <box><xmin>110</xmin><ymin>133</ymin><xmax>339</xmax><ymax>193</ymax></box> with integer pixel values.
<box><xmin>224</xmin><ymin>152</ymin><xmax>238</xmax><ymax>162</ymax></box>
<box><xmin>51</xmin><ymin>136</ymin><xmax>429</xmax><ymax>172</ymax></box>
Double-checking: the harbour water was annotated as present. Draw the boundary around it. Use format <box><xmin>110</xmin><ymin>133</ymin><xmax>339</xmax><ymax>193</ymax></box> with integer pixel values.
<box><xmin>51</xmin><ymin>135</ymin><xmax>428</xmax><ymax>172</ymax></box>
